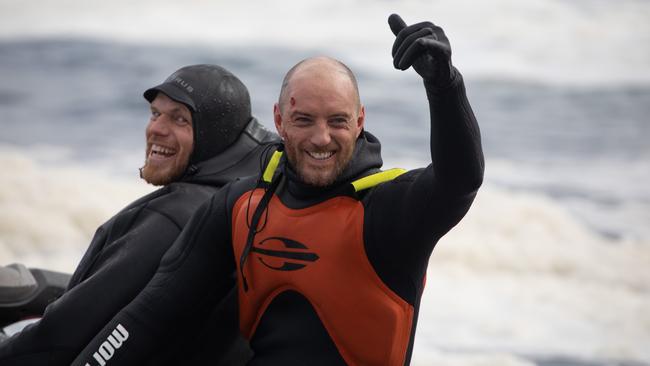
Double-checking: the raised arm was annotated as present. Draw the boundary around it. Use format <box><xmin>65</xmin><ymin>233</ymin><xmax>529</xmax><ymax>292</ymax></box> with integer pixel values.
<box><xmin>362</xmin><ymin>15</ymin><xmax>484</xmax><ymax>304</ymax></box>
<box><xmin>389</xmin><ymin>13</ymin><xmax>484</xmax><ymax>194</ymax></box>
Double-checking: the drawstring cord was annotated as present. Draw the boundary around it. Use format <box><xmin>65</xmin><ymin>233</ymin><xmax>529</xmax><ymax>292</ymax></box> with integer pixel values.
<box><xmin>244</xmin><ymin>142</ymin><xmax>281</xmax><ymax>232</ymax></box>
<box><xmin>240</xmin><ymin>172</ymin><xmax>283</xmax><ymax>292</ymax></box>
<box><xmin>240</xmin><ymin>143</ymin><xmax>284</xmax><ymax>292</ymax></box>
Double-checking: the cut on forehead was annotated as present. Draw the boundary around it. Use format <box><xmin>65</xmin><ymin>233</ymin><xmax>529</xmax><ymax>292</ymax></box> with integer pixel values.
<box><xmin>278</xmin><ymin>56</ymin><xmax>360</xmax><ymax>111</ymax></box>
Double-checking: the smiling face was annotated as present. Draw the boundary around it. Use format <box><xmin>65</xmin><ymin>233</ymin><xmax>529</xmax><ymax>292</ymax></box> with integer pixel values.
<box><xmin>274</xmin><ymin>58</ymin><xmax>364</xmax><ymax>187</ymax></box>
<box><xmin>140</xmin><ymin>93</ymin><xmax>194</xmax><ymax>186</ymax></box>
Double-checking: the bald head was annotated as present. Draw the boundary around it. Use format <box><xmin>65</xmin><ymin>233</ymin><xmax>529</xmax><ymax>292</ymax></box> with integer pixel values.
<box><xmin>278</xmin><ymin>56</ymin><xmax>361</xmax><ymax>113</ymax></box>
<box><xmin>273</xmin><ymin>56</ymin><xmax>366</xmax><ymax>187</ymax></box>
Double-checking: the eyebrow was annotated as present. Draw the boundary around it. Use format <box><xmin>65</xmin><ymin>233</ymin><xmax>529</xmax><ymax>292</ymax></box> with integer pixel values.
<box><xmin>289</xmin><ymin>111</ymin><xmax>351</xmax><ymax>119</ymax></box>
<box><xmin>328</xmin><ymin>113</ymin><xmax>351</xmax><ymax>119</ymax></box>
<box><xmin>290</xmin><ymin>110</ymin><xmax>314</xmax><ymax>118</ymax></box>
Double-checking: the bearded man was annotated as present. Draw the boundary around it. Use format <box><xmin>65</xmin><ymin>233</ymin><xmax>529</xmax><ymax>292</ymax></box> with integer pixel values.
<box><xmin>0</xmin><ymin>64</ymin><xmax>277</xmax><ymax>365</ymax></box>
<box><xmin>73</xmin><ymin>14</ymin><xmax>484</xmax><ymax>366</ymax></box>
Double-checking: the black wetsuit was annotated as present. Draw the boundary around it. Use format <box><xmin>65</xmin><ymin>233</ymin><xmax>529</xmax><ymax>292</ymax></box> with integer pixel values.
<box><xmin>0</xmin><ymin>119</ymin><xmax>278</xmax><ymax>366</ymax></box>
<box><xmin>71</xmin><ymin>71</ymin><xmax>483</xmax><ymax>365</ymax></box>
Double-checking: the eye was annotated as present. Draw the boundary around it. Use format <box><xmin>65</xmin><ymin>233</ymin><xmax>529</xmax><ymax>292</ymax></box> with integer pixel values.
<box><xmin>150</xmin><ymin>110</ymin><xmax>161</xmax><ymax>119</ymax></box>
<box><xmin>329</xmin><ymin>117</ymin><xmax>348</xmax><ymax>126</ymax></box>
<box><xmin>293</xmin><ymin>116</ymin><xmax>312</xmax><ymax>125</ymax></box>
<box><xmin>174</xmin><ymin>115</ymin><xmax>191</xmax><ymax>126</ymax></box>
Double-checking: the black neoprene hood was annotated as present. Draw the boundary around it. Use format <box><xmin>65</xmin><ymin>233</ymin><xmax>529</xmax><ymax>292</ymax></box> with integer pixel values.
<box><xmin>144</xmin><ymin>64</ymin><xmax>253</xmax><ymax>164</ymax></box>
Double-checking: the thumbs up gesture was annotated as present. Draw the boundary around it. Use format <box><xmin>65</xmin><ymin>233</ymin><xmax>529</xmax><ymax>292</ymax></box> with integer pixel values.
<box><xmin>388</xmin><ymin>14</ymin><xmax>456</xmax><ymax>88</ymax></box>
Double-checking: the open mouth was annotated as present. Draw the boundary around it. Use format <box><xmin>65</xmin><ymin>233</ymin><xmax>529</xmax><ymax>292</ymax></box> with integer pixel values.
<box><xmin>306</xmin><ymin>150</ymin><xmax>335</xmax><ymax>160</ymax></box>
<box><xmin>149</xmin><ymin>144</ymin><xmax>177</xmax><ymax>160</ymax></box>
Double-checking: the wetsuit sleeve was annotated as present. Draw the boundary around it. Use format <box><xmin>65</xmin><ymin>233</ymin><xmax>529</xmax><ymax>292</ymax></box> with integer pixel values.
<box><xmin>70</xmin><ymin>190</ymin><xmax>236</xmax><ymax>366</ymax></box>
<box><xmin>0</xmin><ymin>208</ymin><xmax>182</xmax><ymax>365</ymax></box>
<box><xmin>364</xmin><ymin>70</ymin><xmax>484</xmax><ymax>303</ymax></box>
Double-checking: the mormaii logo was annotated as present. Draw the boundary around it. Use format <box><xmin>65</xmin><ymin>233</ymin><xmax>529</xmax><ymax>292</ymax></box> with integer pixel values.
<box><xmin>252</xmin><ymin>236</ymin><xmax>319</xmax><ymax>271</ymax></box>
<box><xmin>84</xmin><ymin>323</ymin><xmax>129</xmax><ymax>366</ymax></box>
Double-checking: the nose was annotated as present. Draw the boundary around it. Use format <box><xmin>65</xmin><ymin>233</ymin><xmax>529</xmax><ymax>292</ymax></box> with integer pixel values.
<box><xmin>309</xmin><ymin>120</ymin><xmax>331</xmax><ymax>147</ymax></box>
<box><xmin>146</xmin><ymin>114</ymin><xmax>170</xmax><ymax>137</ymax></box>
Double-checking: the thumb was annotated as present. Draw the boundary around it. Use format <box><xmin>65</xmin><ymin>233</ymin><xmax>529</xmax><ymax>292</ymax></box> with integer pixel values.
<box><xmin>388</xmin><ymin>13</ymin><xmax>407</xmax><ymax>36</ymax></box>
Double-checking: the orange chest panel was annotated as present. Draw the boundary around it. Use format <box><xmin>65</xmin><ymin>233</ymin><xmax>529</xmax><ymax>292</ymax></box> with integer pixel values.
<box><xmin>232</xmin><ymin>189</ymin><xmax>414</xmax><ymax>366</ymax></box>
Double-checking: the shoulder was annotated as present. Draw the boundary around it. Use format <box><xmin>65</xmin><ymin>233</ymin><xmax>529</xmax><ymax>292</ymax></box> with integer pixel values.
<box><xmin>69</xmin><ymin>185</ymin><xmax>214</xmax><ymax>285</ymax></box>
<box><xmin>143</xmin><ymin>182</ymin><xmax>221</xmax><ymax>228</ymax></box>
<box><xmin>360</xmin><ymin>167</ymin><xmax>427</xmax><ymax>203</ymax></box>
<box><xmin>223</xmin><ymin>175</ymin><xmax>260</xmax><ymax>211</ymax></box>
<box><xmin>175</xmin><ymin>175</ymin><xmax>260</xmax><ymax>224</ymax></box>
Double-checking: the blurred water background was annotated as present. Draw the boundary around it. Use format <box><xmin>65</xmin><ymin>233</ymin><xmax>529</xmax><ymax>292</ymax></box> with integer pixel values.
<box><xmin>1</xmin><ymin>0</ymin><xmax>649</xmax><ymax>365</ymax></box>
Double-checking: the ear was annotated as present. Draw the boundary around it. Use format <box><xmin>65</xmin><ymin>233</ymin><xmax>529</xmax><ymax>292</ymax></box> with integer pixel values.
<box><xmin>355</xmin><ymin>105</ymin><xmax>366</xmax><ymax>138</ymax></box>
<box><xmin>273</xmin><ymin>103</ymin><xmax>286</xmax><ymax>139</ymax></box>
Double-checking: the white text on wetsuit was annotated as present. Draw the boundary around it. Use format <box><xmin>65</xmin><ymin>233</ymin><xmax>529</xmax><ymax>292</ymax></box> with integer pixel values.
<box><xmin>84</xmin><ymin>323</ymin><xmax>129</xmax><ymax>366</ymax></box>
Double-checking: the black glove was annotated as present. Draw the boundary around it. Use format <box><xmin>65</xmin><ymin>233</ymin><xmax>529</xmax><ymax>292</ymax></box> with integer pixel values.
<box><xmin>388</xmin><ymin>13</ymin><xmax>456</xmax><ymax>88</ymax></box>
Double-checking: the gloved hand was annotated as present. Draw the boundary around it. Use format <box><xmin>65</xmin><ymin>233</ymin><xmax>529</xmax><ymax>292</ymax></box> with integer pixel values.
<box><xmin>388</xmin><ymin>13</ymin><xmax>456</xmax><ymax>88</ymax></box>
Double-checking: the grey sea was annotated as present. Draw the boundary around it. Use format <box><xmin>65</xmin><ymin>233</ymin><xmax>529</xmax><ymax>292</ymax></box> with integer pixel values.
<box><xmin>1</xmin><ymin>1</ymin><xmax>649</xmax><ymax>364</ymax></box>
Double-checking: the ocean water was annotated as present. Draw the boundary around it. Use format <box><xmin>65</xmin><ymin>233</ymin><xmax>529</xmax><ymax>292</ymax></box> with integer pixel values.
<box><xmin>1</xmin><ymin>0</ymin><xmax>649</xmax><ymax>365</ymax></box>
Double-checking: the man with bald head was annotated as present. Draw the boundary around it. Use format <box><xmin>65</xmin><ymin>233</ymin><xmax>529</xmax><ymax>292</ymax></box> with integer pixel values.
<box><xmin>275</xmin><ymin>56</ymin><xmax>365</xmax><ymax>187</ymax></box>
<box><xmin>73</xmin><ymin>14</ymin><xmax>483</xmax><ymax>366</ymax></box>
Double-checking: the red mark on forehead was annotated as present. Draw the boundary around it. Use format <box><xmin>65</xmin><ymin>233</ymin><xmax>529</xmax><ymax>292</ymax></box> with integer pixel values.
<box><xmin>290</xmin><ymin>97</ymin><xmax>296</xmax><ymax>106</ymax></box>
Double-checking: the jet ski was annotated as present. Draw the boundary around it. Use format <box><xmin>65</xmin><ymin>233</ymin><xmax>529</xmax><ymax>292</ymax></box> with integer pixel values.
<box><xmin>0</xmin><ymin>263</ymin><xmax>70</xmax><ymax>340</ymax></box>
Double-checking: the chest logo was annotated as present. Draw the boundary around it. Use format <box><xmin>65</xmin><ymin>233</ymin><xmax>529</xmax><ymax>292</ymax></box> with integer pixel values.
<box><xmin>251</xmin><ymin>236</ymin><xmax>319</xmax><ymax>271</ymax></box>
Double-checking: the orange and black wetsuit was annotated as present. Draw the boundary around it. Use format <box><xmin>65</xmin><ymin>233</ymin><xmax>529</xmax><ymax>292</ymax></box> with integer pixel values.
<box><xmin>71</xmin><ymin>70</ymin><xmax>483</xmax><ymax>366</ymax></box>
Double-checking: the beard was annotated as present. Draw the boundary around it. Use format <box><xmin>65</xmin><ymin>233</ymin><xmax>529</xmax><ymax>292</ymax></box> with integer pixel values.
<box><xmin>296</xmin><ymin>161</ymin><xmax>347</xmax><ymax>187</ymax></box>
<box><xmin>140</xmin><ymin>157</ymin><xmax>189</xmax><ymax>186</ymax></box>
<box><xmin>284</xmin><ymin>139</ymin><xmax>354</xmax><ymax>188</ymax></box>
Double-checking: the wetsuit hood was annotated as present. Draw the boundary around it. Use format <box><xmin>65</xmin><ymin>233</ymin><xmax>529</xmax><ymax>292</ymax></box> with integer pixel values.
<box><xmin>180</xmin><ymin>118</ymin><xmax>278</xmax><ymax>186</ymax></box>
<box><xmin>144</xmin><ymin>64</ymin><xmax>253</xmax><ymax>166</ymax></box>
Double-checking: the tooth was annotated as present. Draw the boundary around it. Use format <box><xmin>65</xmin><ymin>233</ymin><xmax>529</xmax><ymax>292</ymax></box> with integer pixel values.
<box><xmin>150</xmin><ymin>145</ymin><xmax>175</xmax><ymax>155</ymax></box>
<box><xmin>309</xmin><ymin>151</ymin><xmax>333</xmax><ymax>159</ymax></box>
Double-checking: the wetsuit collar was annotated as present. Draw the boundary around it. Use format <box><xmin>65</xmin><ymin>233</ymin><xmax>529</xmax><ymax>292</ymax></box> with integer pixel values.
<box><xmin>181</xmin><ymin>118</ymin><xmax>277</xmax><ymax>186</ymax></box>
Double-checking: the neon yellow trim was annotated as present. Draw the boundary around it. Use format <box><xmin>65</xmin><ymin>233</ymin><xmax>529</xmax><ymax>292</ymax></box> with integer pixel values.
<box><xmin>262</xmin><ymin>151</ymin><xmax>283</xmax><ymax>183</ymax></box>
<box><xmin>351</xmin><ymin>168</ymin><xmax>407</xmax><ymax>192</ymax></box>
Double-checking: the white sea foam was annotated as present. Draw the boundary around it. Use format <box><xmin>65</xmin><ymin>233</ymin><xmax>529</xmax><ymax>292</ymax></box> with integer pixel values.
<box><xmin>0</xmin><ymin>0</ymin><xmax>649</xmax><ymax>86</ymax></box>
<box><xmin>417</xmin><ymin>184</ymin><xmax>650</xmax><ymax>362</ymax></box>
<box><xmin>0</xmin><ymin>145</ymin><xmax>153</xmax><ymax>272</ymax></box>
<box><xmin>1</xmin><ymin>146</ymin><xmax>648</xmax><ymax>363</ymax></box>
<box><xmin>366</xmin><ymin>156</ymin><xmax>650</xmax><ymax>363</ymax></box>
<box><xmin>1</xmin><ymin>1</ymin><xmax>647</xmax><ymax>363</ymax></box>
<box><xmin>487</xmin><ymin>158</ymin><xmax>650</xmax><ymax>242</ymax></box>
<box><xmin>411</xmin><ymin>348</ymin><xmax>536</xmax><ymax>366</ymax></box>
